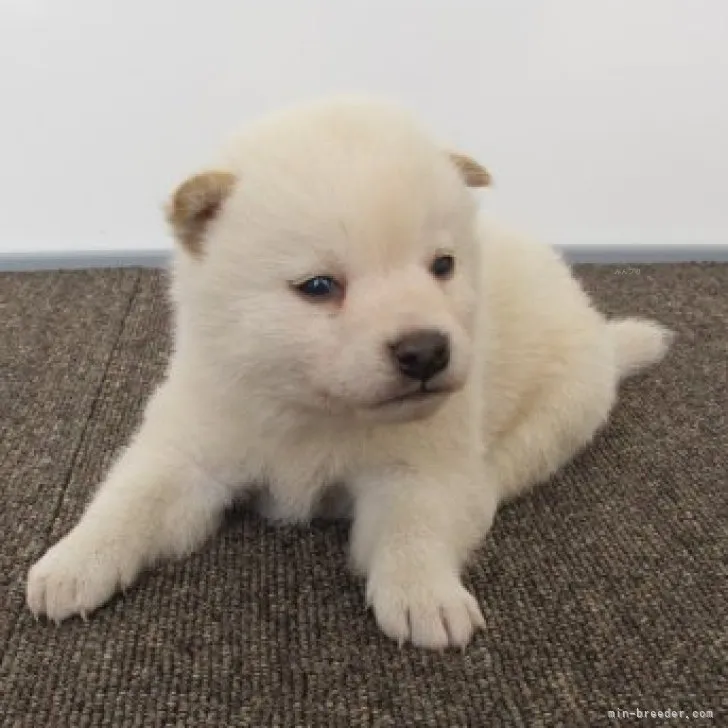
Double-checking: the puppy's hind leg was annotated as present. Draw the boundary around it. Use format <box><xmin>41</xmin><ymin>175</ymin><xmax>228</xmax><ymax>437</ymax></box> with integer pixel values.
<box><xmin>489</xmin><ymin>373</ymin><xmax>617</xmax><ymax>502</ymax></box>
<box><xmin>490</xmin><ymin>318</ymin><xmax>672</xmax><ymax>502</ymax></box>
<box><xmin>27</xmin><ymin>377</ymin><xmax>238</xmax><ymax>622</ymax></box>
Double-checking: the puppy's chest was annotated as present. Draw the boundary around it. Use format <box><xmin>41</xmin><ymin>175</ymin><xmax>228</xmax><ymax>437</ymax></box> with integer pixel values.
<box><xmin>247</xmin><ymin>422</ymin><xmax>433</xmax><ymax>522</ymax></box>
<box><xmin>254</xmin><ymin>431</ymin><xmax>363</xmax><ymax>510</ymax></box>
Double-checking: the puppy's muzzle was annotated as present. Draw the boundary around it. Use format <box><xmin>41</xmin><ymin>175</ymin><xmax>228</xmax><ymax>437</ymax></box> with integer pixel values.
<box><xmin>389</xmin><ymin>330</ymin><xmax>450</xmax><ymax>382</ymax></box>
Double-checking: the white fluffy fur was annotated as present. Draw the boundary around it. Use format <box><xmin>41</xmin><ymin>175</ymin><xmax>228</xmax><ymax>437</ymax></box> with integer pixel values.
<box><xmin>27</xmin><ymin>98</ymin><xmax>672</xmax><ymax>649</ymax></box>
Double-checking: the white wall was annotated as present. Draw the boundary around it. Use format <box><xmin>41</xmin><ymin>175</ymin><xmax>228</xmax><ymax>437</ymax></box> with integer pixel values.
<box><xmin>1</xmin><ymin>0</ymin><xmax>727</xmax><ymax>255</ymax></box>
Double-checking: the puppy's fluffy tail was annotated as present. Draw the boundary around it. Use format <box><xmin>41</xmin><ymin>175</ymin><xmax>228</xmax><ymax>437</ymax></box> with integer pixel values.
<box><xmin>608</xmin><ymin>318</ymin><xmax>674</xmax><ymax>380</ymax></box>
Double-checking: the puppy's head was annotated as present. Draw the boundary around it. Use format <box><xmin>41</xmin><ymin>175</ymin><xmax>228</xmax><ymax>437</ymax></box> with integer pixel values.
<box><xmin>167</xmin><ymin>99</ymin><xmax>490</xmax><ymax>422</ymax></box>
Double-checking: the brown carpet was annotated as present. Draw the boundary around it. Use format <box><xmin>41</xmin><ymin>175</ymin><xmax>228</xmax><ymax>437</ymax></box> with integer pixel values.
<box><xmin>0</xmin><ymin>264</ymin><xmax>725</xmax><ymax>727</ymax></box>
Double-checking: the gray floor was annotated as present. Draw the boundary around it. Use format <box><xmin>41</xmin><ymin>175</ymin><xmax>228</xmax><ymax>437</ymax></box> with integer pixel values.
<box><xmin>1</xmin><ymin>264</ymin><xmax>725</xmax><ymax>727</ymax></box>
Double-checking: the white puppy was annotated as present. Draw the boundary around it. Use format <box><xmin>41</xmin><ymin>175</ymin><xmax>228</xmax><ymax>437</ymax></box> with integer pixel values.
<box><xmin>27</xmin><ymin>98</ymin><xmax>671</xmax><ymax>649</ymax></box>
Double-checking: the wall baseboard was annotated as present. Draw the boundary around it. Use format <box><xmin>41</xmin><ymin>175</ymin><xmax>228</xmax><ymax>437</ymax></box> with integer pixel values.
<box><xmin>557</xmin><ymin>244</ymin><xmax>728</xmax><ymax>263</ymax></box>
<box><xmin>0</xmin><ymin>245</ymin><xmax>727</xmax><ymax>272</ymax></box>
<box><xmin>0</xmin><ymin>250</ymin><xmax>170</xmax><ymax>272</ymax></box>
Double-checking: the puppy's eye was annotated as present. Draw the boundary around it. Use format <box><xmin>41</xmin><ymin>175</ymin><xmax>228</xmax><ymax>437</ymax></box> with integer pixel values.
<box><xmin>295</xmin><ymin>275</ymin><xmax>341</xmax><ymax>300</ymax></box>
<box><xmin>430</xmin><ymin>254</ymin><xmax>455</xmax><ymax>279</ymax></box>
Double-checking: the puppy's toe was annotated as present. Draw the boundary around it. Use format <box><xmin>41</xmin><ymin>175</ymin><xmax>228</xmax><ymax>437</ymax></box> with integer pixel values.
<box><xmin>440</xmin><ymin>590</ymin><xmax>485</xmax><ymax>648</ymax></box>
<box><xmin>408</xmin><ymin>602</ymin><xmax>450</xmax><ymax>650</ymax></box>
<box><xmin>368</xmin><ymin>592</ymin><xmax>411</xmax><ymax>647</ymax></box>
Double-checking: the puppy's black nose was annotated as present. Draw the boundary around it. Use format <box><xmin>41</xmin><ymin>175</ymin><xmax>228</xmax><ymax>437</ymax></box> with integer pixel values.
<box><xmin>389</xmin><ymin>330</ymin><xmax>450</xmax><ymax>382</ymax></box>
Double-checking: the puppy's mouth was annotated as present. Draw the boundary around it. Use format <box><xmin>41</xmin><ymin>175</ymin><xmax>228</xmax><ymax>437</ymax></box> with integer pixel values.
<box><xmin>371</xmin><ymin>385</ymin><xmax>450</xmax><ymax>409</ymax></box>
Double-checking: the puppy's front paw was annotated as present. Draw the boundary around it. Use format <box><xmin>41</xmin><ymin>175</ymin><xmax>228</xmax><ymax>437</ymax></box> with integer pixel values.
<box><xmin>27</xmin><ymin>531</ymin><xmax>139</xmax><ymax>623</ymax></box>
<box><xmin>366</xmin><ymin>566</ymin><xmax>485</xmax><ymax>650</ymax></box>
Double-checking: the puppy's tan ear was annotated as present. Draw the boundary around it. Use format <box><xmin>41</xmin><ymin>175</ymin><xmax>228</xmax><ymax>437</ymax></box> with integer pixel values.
<box><xmin>166</xmin><ymin>171</ymin><xmax>236</xmax><ymax>256</ymax></box>
<box><xmin>449</xmin><ymin>152</ymin><xmax>492</xmax><ymax>187</ymax></box>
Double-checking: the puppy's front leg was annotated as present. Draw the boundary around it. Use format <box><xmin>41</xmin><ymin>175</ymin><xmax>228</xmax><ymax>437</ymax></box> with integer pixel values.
<box><xmin>350</xmin><ymin>462</ymin><xmax>497</xmax><ymax>650</ymax></box>
<box><xmin>27</xmin><ymin>380</ymin><xmax>237</xmax><ymax>622</ymax></box>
